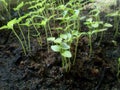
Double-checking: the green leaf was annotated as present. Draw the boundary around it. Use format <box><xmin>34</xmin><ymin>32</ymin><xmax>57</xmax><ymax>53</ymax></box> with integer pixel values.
<box><xmin>89</xmin><ymin>8</ymin><xmax>100</xmax><ymax>16</ymax></box>
<box><xmin>47</xmin><ymin>37</ymin><xmax>55</xmax><ymax>41</ymax></box>
<box><xmin>54</xmin><ymin>38</ymin><xmax>62</xmax><ymax>43</ymax></box>
<box><xmin>61</xmin><ymin>50</ymin><xmax>72</xmax><ymax>58</ymax></box>
<box><xmin>41</xmin><ymin>20</ymin><xmax>46</xmax><ymax>26</ymax></box>
<box><xmin>7</xmin><ymin>18</ymin><xmax>17</xmax><ymax>29</ymax></box>
<box><xmin>91</xmin><ymin>29</ymin><xmax>107</xmax><ymax>34</ymax></box>
<box><xmin>20</xmin><ymin>18</ymin><xmax>31</xmax><ymax>26</ymax></box>
<box><xmin>28</xmin><ymin>2</ymin><xmax>44</xmax><ymax>9</ymax></box>
<box><xmin>18</xmin><ymin>13</ymin><xmax>30</xmax><ymax>23</ymax></box>
<box><xmin>0</xmin><ymin>25</ymin><xmax>8</xmax><ymax>30</ymax></box>
<box><xmin>51</xmin><ymin>45</ymin><xmax>61</xmax><ymax>52</ymax></box>
<box><xmin>90</xmin><ymin>0</ymin><xmax>95</xmax><ymax>2</ymax></box>
<box><xmin>0</xmin><ymin>19</ymin><xmax>16</xmax><ymax>30</ymax></box>
<box><xmin>65</xmin><ymin>33</ymin><xmax>72</xmax><ymax>42</ymax></box>
<box><xmin>55</xmin><ymin>27</ymin><xmax>63</xmax><ymax>30</ymax></box>
<box><xmin>61</xmin><ymin>43</ymin><xmax>70</xmax><ymax>49</ymax></box>
<box><xmin>87</xmin><ymin>18</ymin><xmax>92</xmax><ymax>22</ymax></box>
<box><xmin>63</xmin><ymin>10</ymin><xmax>68</xmax><ymax>17</ymax></box>
<box><xmin>80</xmin><ymin>16</ymin><xmax>86</xmax><ymax>20</ymax></box>
<box><xmin>56</xmin><ymin>5</ymin><xmax>66</xmax><ymax>10</ymax></box>
<box><xmin>74</xmin><ymin>10</ymin><xmax>79</xmax><ymax>17</ymax></box>
<box><xmin>14</xmin><ymin>2</ymin><xmax>24</xmax><ymax>11</ymax></box>
<box><xmin>104</xmin><ymin>23</ymin><xmax>112</xmax><ymax>27</ymax></box>
<box><xmin>72</xmin><ymin>30</ymin><xmax>79</xmax><ymax>36</ymax></box>
<box><xmin>92</xmin><ymin>22</ymin><xmax>99</xmax><ymax>28</ymax></box>
<box><xmin>60</xmin><ymin>34</ymin><xmax>67</xmax><ymax>39</ymax></box>
<box><xmin>67</xmin><ymin>33</ymin><xmax>72</xmax><ymax>39</ymax></box>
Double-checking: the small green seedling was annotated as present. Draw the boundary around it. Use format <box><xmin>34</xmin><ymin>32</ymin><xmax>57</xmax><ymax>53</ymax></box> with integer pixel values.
<box><xmin>47</xmin><ymin>29</ymin><xmax>82</xmax><ymax>70</ymax></box>
<box><xmin>107</xmin><ymin>10</ymin><xmax>120</xmax><ymax>38</ymax></box>
<box><xmin>0</xmin><ymin>18</ymin><xmax>27</xmax><ymax>55</ymax></box>
<box><xmin>47</xmin><ymin>35</ymin><xmax>71</xmax><ymax>71</ymax></box>
<box><xmin>84</xmin><ymin>18</ymin><xmax>112</xmax><ymax>57</ymax></box>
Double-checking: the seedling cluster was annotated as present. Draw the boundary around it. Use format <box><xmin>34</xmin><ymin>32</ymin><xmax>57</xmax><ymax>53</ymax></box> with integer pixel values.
<box><xmin>0</xmin><ymin>0</ymin><xmax>119</xmax><ymax>72</ymax></box>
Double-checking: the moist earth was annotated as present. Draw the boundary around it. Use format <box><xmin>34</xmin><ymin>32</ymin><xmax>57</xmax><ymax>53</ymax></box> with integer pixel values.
<box><xmin>0</xmin><ymin>29</ymin><xmax>120</xmax><ymax>90</ymax></box>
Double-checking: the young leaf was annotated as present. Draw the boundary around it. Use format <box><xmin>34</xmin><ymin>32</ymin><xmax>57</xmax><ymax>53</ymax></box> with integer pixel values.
<box><xmin>41</xmin><ymin>19</ymin><xmax>47</xmax><ymax>26</ymax></box>
<box><xmin>7</xmin><ymin>18</ymin><xmax>17</xmax><ymax>29</ymax></box>
<box><xmin>87</xmin><ymin>18</ymin><xmax>92</xmax><ymax>22</ymax></box>
<box><xmin>17</xmin><ymin>13</ymin><xmax>30</xmax><ymax>23</ymax></box>
<box><xmin>54</xmin><ymin>38</ymin><xmax>62</xmax><ymax>43</ymax></box>
<box><xmin>56</xmin><ymin>5</ymin><xmax>66</xmax><ymax>10</ymax></box>
<box><xmin>47</xmin><ymin>37</ymin><xmax>55</xmax><ymax>41</ymax></box>
<box><xmin>91</xmin><ymin>29</ymin><xmax>107</xmax><ymax>34</ymax></box>
<box><xmin>14</xmin><ymin>2</ymin><xmax>24</xmax><ymax>11</ymax></box>
<box><xmin>0</xmin><ymin>25</ymin><xmax>8</xmax><ymax>30</ymax></box>
<box><xmin>61</xmin><ymin>43</ymin><xmax>70</xmax><ymax>49</ymax></box>
<box><xmin>66</xmin><ymin>33</ymin><xmax>72</xmax><ymax>39</ymax></box>
<box><xmin>72</xmin><ymin>30</ymin><xmax>79</xmax><ymax>36</ymax></box>
<box><xmin>51</xmin><ymin>45</ymin><xmax>61</xmax><ymax>52</ymax></box>
<box><xmin>60</xmin><ymin>34</ymin><xmax>67</xmax><ymax>39</ymax></box>
<box><xmin>0</xmin><ymin>18</ymin><xmax>18</xmax><ymax>30</ymax></box>
<box><xmin>104</xmin><ymin>23</ymin><xmax>112</xmax><ymax>27</ymax></box>
<box><xmin>74</xmin><ymin>10</ymin><xmax>79</xmax><ymax>17</ymax></box>
<box><xmin>92</xmin><ymin>22</ymin><xmax>99</xmax><ymax>28</ymax></box>
<box><xmin>61</xmin><ymin>50</ymin><xmax>72</xmax><ymax>58</ymax></box>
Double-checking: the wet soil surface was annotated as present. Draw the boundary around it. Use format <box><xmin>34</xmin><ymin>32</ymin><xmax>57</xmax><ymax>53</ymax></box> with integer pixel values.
<box><xmin>0</xmin><ymin>30</ymin><xmax>120</xmax><ymax>90</ymax></box>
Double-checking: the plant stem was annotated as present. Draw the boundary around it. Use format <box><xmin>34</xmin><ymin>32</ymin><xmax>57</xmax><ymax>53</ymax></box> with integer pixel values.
<box><xmin>12</xmin><ymin>28</ymin><xmax>26</xmax><ymax>55</ymax></box>
<box><xmin>28</xmin><ymin>27</ymin><xmax>31</xmax><ymax>52</ymax></box>
<box><xmin>73</xmin><ymin>38</ymin><xmax>79</xmax><ymax>64</ymax></box>
<box><xmin>114</xmin><ymin>16</ymin><xmax>119</xmax><ymax>38</ymax></box>
<box><xmin>89</xmin><ymin>34</ymin><xmax>92</xmax><ymax>57</ymax></box>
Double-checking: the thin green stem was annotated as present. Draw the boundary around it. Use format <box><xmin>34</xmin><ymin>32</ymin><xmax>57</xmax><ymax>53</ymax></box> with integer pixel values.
<box><xmin>44</xmin><ymin>26</ymin><xmax>49</xmax><ymax>52</ymax></box>
<box><xmin>12</xmin><ymin>28</ymin><xmax>26</xmax><ymax>55</ymax></box>
<box><xmin>28</xmin><ymin>27</ymin><xmax>31</xmax><ymax>52</ymax></box>
<box><xmin>73</xmin><ymin>38</ymin><xmax>79</xmax><ymax>64</ymax></box>
<box><xmin>18</xmin><ymin>24</ymin><xmax>28</xmax><ymax>49</ymax></box>
<box><xmin>114</xmin><ymin>16</ymin><xmax>119</xmax><ymax>38</ymax></box>
<box><xmin>89</xmin><ymin>34</ymin><xmax>92</xmax><ymax>57</ymax></box>
<box><xmin>32</xmin><ymin>22</ymin><xmax>42</xmax><ymax>46</ymax></box>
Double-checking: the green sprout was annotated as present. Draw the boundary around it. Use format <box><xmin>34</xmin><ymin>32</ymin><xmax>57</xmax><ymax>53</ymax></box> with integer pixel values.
<box><xmin>0</xmin><ymin>18</ymin><xmax>27</xmax><ymax>55</ymax></box>
<box><xmin>107</xmin><ymin>10</ymin><xmax>120</xmax><ymax>38</ymax></box>
<box><xmin>84</xmin><ymin>18</ymin><xmax>112</xmax><ymax>57</ymax></box>
<box><xmin>47</xmin><ymin>34</ymin><xmax>72</xmax><ymax>71</ymax></box>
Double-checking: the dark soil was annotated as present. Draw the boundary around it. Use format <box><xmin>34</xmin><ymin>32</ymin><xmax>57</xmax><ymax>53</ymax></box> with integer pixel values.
<box><xmin>0</xmin><ymin>27</ymin><xmax>120</xmax><ymax>90</ymax></box>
